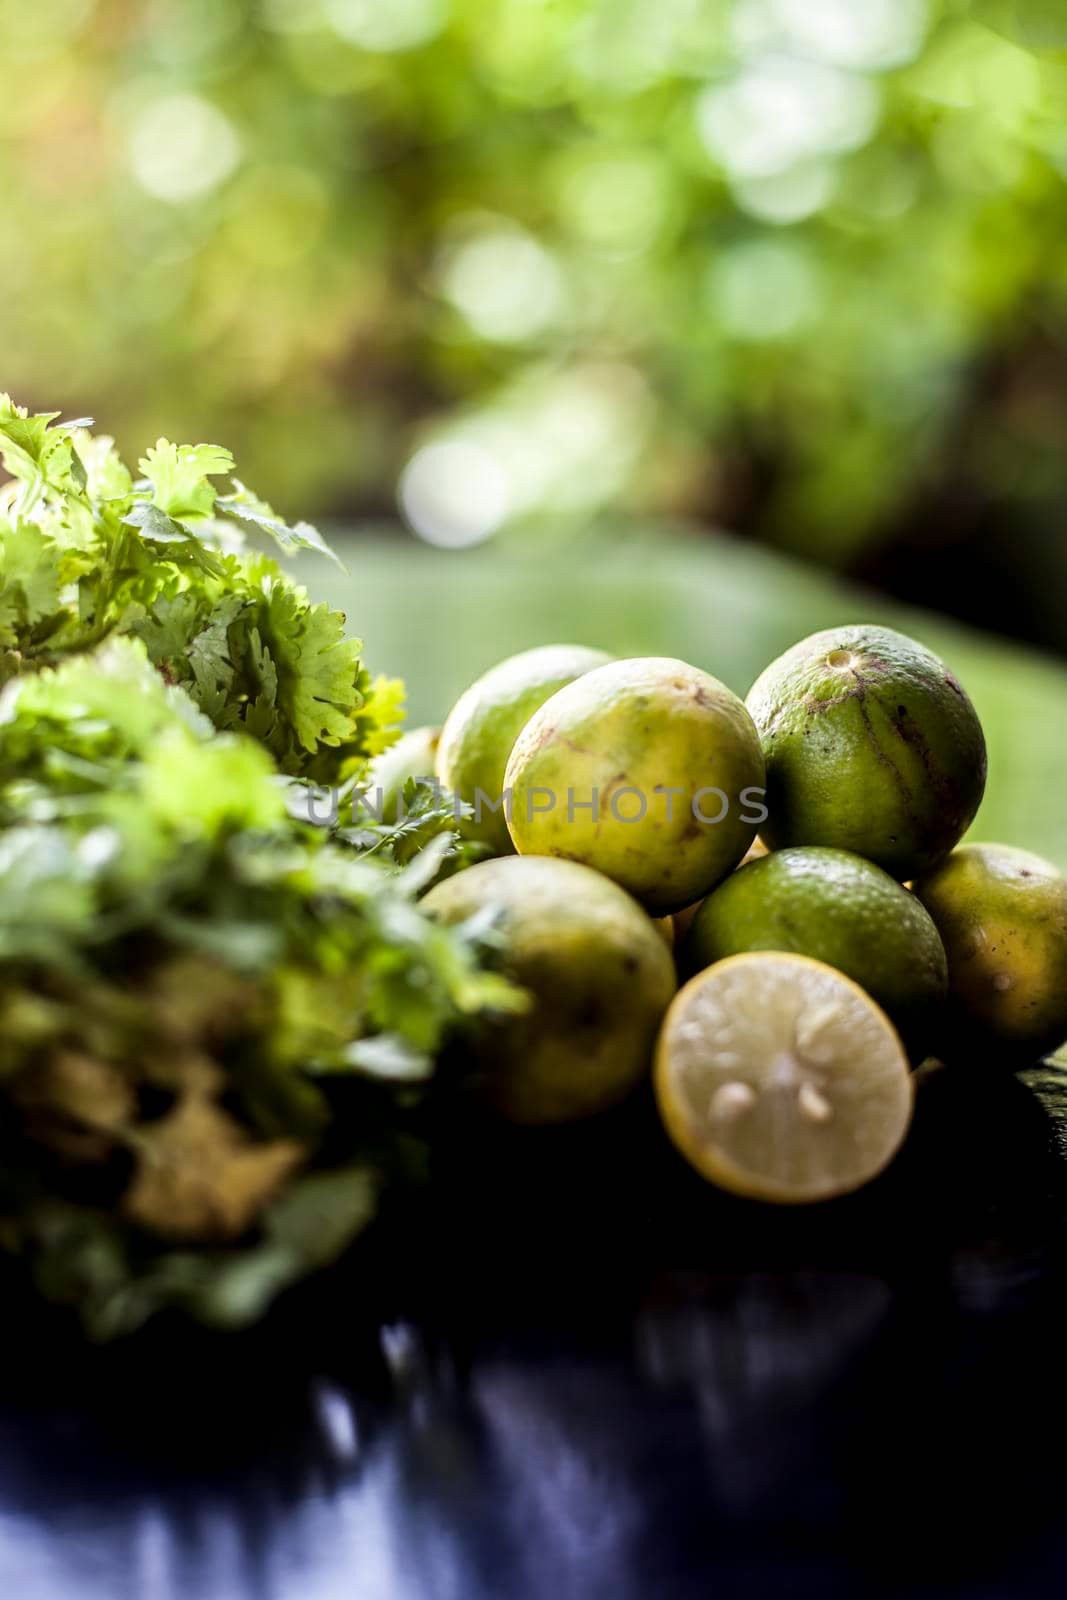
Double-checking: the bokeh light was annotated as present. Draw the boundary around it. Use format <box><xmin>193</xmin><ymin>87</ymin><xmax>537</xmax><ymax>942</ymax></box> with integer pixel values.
<box><xmin>0</xmin><ymin>0</ymin><xmax>1064</xmax><ymax>597</ymax></box>
<box><xmin>732</xmin><ymin>0</ymin><xmax>929</xmax><ymax>72</ymax></box>
<box><xmin>128</xmin><ymin>94</ymin><xmax>241</xmax><ymax>203</ymax></box>
<box><xmin>323</xmin><ymin>0</ymin><xmax>449</xmax><ymax>53</ymax></box>
<box><xmin>436</xmin><ymin>216</ymin><xmax>566</xmax><ymax>343</ymax></box>
<box><xmin>697</xmin><ymin>58</ymin><xmax>881</xmax><ymax>180</ymax></box>
<box><xmin>399</xmin><ymin>439</ymin><xmax>512</xmax><ymax>546</ymax></box>
<box><xmin>710</xmin><ymin>240</ymin><xmax>822</xmax><ymax>340</ymax></box>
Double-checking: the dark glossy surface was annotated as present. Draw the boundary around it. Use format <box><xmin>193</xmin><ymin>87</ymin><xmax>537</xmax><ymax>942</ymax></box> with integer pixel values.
<box><xmin>2</xmin><ymin>1060</ymin><xmax>1067</xmax><ymax>1600</ymax></box>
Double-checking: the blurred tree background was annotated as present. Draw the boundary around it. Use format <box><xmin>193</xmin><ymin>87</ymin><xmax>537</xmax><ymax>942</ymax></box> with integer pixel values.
<box><xmin>3</xmin><ymin>0</ymin><xmax>1066</xmax><ymax>652</ymax></box>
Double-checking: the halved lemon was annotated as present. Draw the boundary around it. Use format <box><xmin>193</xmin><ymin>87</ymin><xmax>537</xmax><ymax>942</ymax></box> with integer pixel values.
<box><xmin>655</xmin><ymin>952</ymin><xmax>913</xmax><ymax>1203</ymax></box>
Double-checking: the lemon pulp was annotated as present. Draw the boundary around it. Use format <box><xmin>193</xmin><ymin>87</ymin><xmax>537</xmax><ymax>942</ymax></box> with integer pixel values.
<box><xmin>655</xmin><ymin>952</ymin><xmax>913</xmax><ymax>1203</ymax></box>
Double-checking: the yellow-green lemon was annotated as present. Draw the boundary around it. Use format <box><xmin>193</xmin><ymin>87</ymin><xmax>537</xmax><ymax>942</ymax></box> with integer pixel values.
<box><xmin>422</xmin><ymin>855</ymin><xmax>676</xmax><ymax>1123</ymax></box>
<box><xmin>436</xmin><ymin>645</ymin><xmax>612</xmax><ymax>855</ymax></box>
<box><xmin>914</xmin><ymin>843</ymin><xmax>1067</xmax><ymax>1064</ymax></box>
<box><xmin>746</xmin><ymin>624</ymin><xmax>986</xmax><ymax>881</ymax></box>
<box><xmin>505</xmin><ymin>657</ymin><xmax>766</xmax><ymax>914</ymax></box>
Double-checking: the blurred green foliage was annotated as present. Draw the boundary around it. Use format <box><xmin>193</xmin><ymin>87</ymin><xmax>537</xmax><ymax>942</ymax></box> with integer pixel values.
<box><xmin>3</xmin><ymin>0</ymin><xmax>1067</xmax><ymax>568</ymax></box>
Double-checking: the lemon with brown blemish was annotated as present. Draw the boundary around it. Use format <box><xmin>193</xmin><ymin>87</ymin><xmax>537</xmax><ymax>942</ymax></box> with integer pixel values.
<box><xmin>655</xmin><ymin>952</ymin><xmax>913</xmax><ymax>1203</ymax></box>
<box><xmin>914</xmin><ymin>843</ymin><xmax>1067</xmax><ymax>1064</ymax></box>
<box><xmin>422</xmin><ymin>855</ymin><xmax>676</xmax><ymax>1122</ymax></box>
<box><xmin>436</xmin><ymin>644</ymin><xmax>612</xmax><ymax>855</ymax></box>
<box><xmin>504</xmin><ymin>657</ymin><xmax>766</xmax><ymax>914</ymax></box>
<box><xmin>746</xmin><ymin>624</ymin><xmax>986</xmax><ymax>881</ymax></box>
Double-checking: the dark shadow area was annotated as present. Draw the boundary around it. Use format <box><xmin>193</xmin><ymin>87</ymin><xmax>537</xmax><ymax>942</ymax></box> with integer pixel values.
<box><xmin>0</xmin><ymin>1061</ymin><xmax>1065</xmax><ymax>1597</ymax></box>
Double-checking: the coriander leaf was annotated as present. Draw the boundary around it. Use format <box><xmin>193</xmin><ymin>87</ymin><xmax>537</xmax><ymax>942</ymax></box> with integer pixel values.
<box><xmin>139</xmin><ymin>440</ymin><xmax>236</xmax><ymax>519</ymax></box>
<box><xmin>262</xmin><ymin>580</ymin><xmax>367</xmax><ymax>754</ymax></box>
<box><xmin>0</xmin><ymin>521</ymin><xmax>62</xmax><ymax>631</ymax></box>
<box><xmin>179</xmin><ymin>1167</ymin><xmax>381</xmax><ymax>1331</ymax></box>
<box><xmin>0</xmin><ymin>397</ymin><xmax>81</xmax><ymax>503</ymax></box>
<box><xmin>75</xmin><ymin>430</ymin><xmax>132</xmax><ymax>501</ymax></box>
<box><xmin>138</xmin><ymin>728</ymin><xmax>287</xmax><ymax>834</ymax></box>
<box><xmin>122</xmin><ymin>501</ymin><xmax>195</xmax><ymax>544</ymax></box>
<box><xmin>0</xmin><ymin>395</ymin><xmax>60</xmax><ymax>480</ymax></box>
<box><xmin>217</xmin><ymin>481</ymin><xmax>343</xmax><ymax>568</ymax></box>
<box><xmin>123</xmin><ymin>1093</ymin><xmax>305</xmax><ymax>1243</ymax></box>
<box><xmin>359</xmin><ymin>674</ymin><xmax>406</xmax><ymax>757</ymax></box>
<box><xmin>0</xmin><ymin>634</ymin><xmax>519</xmax><ymax>1336</ymax></box>
<box><xmin>0</xmin><ymin>399</ymin><xmax>401</xmax><ymax>781</ymax></box>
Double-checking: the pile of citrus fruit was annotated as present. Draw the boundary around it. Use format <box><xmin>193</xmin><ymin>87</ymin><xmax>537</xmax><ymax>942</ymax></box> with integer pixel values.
<box><xmin>377</xmin><ymin>626</ymin><xmax>1067</xmax><ymax>1205</ymax></box>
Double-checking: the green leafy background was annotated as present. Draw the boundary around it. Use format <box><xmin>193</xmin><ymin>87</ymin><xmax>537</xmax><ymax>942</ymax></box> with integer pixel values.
<box><xmin>3</xmin><ymin>0</ymin><xmax>1067</xmax><ymax>654</ymax></box>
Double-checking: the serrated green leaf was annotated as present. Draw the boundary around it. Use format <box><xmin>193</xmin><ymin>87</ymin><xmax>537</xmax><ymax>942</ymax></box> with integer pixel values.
<box><xmin>139</xmin><ymin>440</ymin><xmax>236</xmax><ymax>519</ymax></box>
<box><xmin>186</xmin><ymin>618</ymin><xmax>235</xmax><ymax>701</ymax></box>
<box><xmin>122</xmin><ymin>501</ymin><xmax>193</xmax><ymax>543</ymax></box>
<box><xmin>0</xmin><ymin>396</ymin><xmax>59</xmax><ymax>479</ymax></box>
<box><xmin>0</xmin><ymin>399</ymin><xmax>400</xmax><ymax>781</ymax></box>
<box><xmin>359</xmin><ymin>674</ymin><xmax>406</xmax><ymax>757</ymax></box>
<box><xmin>217</xmin><ymin>482</ymin><xmax>342</xmax><ymax>568</ymax></box>
<box><xmin>0</xmin><ymin>521</ymin><xmax>62</xmax><ymax>624</ymax></box>
<box><xmin>261</xmin><ymin>581</ymin><xmax>366</xmax><ymax>755</ymax></box>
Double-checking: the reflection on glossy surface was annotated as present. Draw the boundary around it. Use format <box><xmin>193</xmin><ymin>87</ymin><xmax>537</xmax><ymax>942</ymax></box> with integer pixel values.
<box><xmin>0</xmin><ymin>1063</ymin><xmax>1064</xmax><ymax>1598</ymax></box>
<box><xmin>637</xmin><ymin>1271</ymin><xmax>892</xmax><ymax>1516</ymax></box>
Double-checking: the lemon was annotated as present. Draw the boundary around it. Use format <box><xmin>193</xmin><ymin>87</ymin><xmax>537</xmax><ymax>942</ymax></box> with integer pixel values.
<box><xmin>914</xmin><ymin>843</ymin><xmax>1067</xmax><ymax>1063</ymax></box>
<box><xmin>505</xmin><ymin>657</ymin><xmax>766</xmax><ymax>914</ymax></box>
<box><xmin>436</xmin><ymin>644</ymin><xmax>612</xmax><ymax>855</ymax></box>
<box><xmin>422</xmin><ymin>855</ymin><xmax>676</xmax><ymax>1123</ymax></box>
<box><xmin>655</xmin><ymin>952</ymin><xmax>913</xmax><ymax>1203</ymax></box>
<box><xmin>682</xmin><ymin>846</ymin><xmax>947</xmax><ymax>1054</ymax></box>
<box><xmin>746</xmin><ymin>624</ymin><xmax>987</xmax><ymax>881</ymax></box>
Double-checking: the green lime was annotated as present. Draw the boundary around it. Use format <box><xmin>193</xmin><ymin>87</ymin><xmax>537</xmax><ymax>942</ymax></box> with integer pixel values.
<box><xmin>746</xmin><ymin>624</ymin><xmax>987</xmax><ymax>881</ymax></box>
<box><xmin>655</xmin><ymin>952</ymin><xmax>913</xmax><ymax>1203</ymax></box>
<box><xmin>914</xmin><ymin>843</ymin><xmax>1067</xmax><ymax>1063</ymax></box>
<box><xmin>365</xmin><ymin>725</ymin><xmax>440</xmax><ymax>824</ymax></box>
<box><xmin>682</xmin><ymin>846</ymin><xmax>947</xmax><ymax>1053</ymax></box>
<box><xmin>504</xmin><ymin>657</ymin><xmax>766</xmax><ymax>914</ymax></box>
<box><xmin>422</xmin><ymin>854</ymin><xmax>676</xmax><ymax>1123</ymax></box>
<box><xmin>436</xmin><ymin>644</ymin><xmax>612</xmax><ymax>855</ymax></box>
